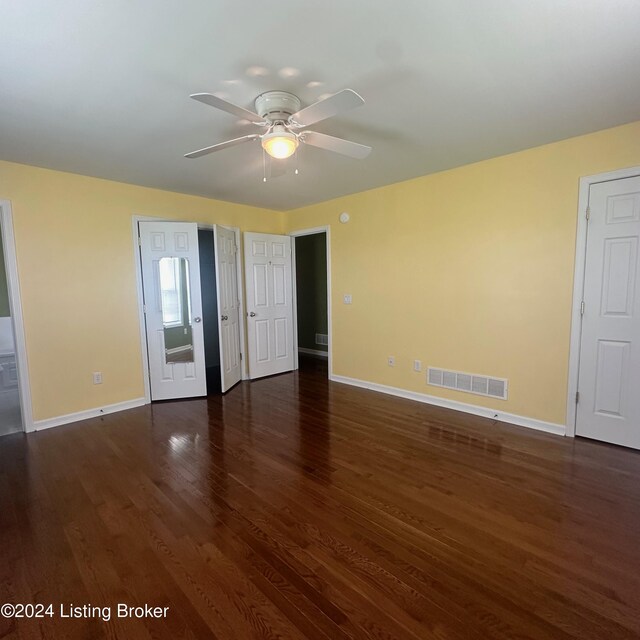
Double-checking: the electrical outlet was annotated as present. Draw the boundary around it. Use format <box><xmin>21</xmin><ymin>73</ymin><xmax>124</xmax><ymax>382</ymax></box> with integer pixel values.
<box><xmin>414</xmin><ymin>359</ymin><xmax>422</xmax><ymax>372</ymax></box>
<box><xmin>388</xmin><ymin>356</ymin><xmax>395</xmax><ymax>366</ymax></box>
<box><xmin>343</xmin><ymin>294</ymin><xmax>352</xmax><ymax>304</ymax></box>
<box><xmin>93</xmin><ymin>372</ymin><xmax>102</xmax><ymax>385</ymax></box>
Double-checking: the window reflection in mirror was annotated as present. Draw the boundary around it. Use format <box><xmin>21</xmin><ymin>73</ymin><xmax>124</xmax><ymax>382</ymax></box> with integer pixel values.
<box><xmin>159</xmin><ymin>257</ymin><xmax>194</xmax><ymax>364</ymax></box>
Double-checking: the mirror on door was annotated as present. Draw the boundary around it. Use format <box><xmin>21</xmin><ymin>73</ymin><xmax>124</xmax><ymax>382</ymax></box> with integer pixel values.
<box><xmin>159</xmin><ymin>257</ymin><xmax>194</xmax><ymax>364</ymax></box>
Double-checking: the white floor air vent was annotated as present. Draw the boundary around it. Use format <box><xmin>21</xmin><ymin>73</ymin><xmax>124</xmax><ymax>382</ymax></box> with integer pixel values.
<box><xmin>427</xmin><ymin>367</ymin><xmax>508</xmax><ymax>400</ymax></box>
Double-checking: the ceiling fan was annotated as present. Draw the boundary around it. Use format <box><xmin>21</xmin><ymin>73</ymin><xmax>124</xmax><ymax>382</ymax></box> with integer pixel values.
<box><xmin>184</xmin><ymin>89</ymin><xmax>372</xmax><ymax>162</ymax></box>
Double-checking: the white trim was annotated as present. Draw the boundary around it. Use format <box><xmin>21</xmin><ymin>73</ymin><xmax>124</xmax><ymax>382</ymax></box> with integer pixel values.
<box><xmin>331</xmin><ymin>374</ymin><xmax>566</xmax><ymax>437</ymax></box>
<box><xmin>0</xmin><ymin>200</ymin><xmax>34</xmax><ymax>432</ymax></box>
<box><xmin>291</xmin><ymin>238</ymin><xmax>299</xmax><ymax>371</ymax></box>
<box><xmin>566</xmin><ymin>165</ymin><xmax>640</xmax><ymax>437</ymax></box>
<box><xmin>290</xmin><ymin>226</ymin><xmax>332</xmax><ymax>378</ymax></box>
<box><xmin>298</xmin><ymin>347</ymin><xmax>328</xmax><ymax>358</ymax></box>
<box><xmin>326</xmin><ymin>227</ymin><xmax>332</xmax><ymax>379</ymax></box>
<box><xmin>290</xmin><ymin>226</ymin><xmax>330</xmax><ymax>237</ymax></box>
<box><xmin>33</xmin><ymin>397</ymin><xmax>146</xmax><ymax>432</ymax></box>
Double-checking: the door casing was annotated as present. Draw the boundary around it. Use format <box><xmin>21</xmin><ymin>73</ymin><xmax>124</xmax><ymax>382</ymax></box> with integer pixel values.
<box><xmin>566</xmin><ymin>165</ymin><xmax>640</xmax><ymax>437</ymax></box>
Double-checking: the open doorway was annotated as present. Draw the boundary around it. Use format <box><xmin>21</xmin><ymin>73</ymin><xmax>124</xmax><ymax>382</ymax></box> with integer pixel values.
<box><xmin>198</xmin><ymin>228</ymin><xmax>222</xmax><ymax>394</ymax></box>
<box><xmin>0</xmin><ymin>201</ymin><xmax>32</xmax><ymax>435</ymax></box>
<box><xmin>292</xmin><ymin>228</ymin><xmax>331</xmax><ymax>377</ymax></box>
<box><xmin>0</xmin><ymin>225</ymin><xmax>21</xmax><ymax>435</ymax></box>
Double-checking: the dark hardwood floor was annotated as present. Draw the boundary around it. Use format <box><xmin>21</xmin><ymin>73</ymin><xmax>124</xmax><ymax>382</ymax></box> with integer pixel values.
<box><xmin>2</xmin><ymin>355</ymin><xmax>640</xmax><ymax>639</ymax></box>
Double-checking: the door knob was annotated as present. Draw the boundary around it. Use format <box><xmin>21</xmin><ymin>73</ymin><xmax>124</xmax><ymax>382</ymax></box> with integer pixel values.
<box><xmin>193</xmin><ymin>317</ymin><xmax>202</xmax><ymax>323</ymax></box>
<box><xmin>249</xmin><ymin>312</ymin><xmax>256</xmax><ymax>317</ymax></box>
<box><xmin>221</xmin><ymin>315</ymin><xmax>228</xmax><ymax>321</ymax></box>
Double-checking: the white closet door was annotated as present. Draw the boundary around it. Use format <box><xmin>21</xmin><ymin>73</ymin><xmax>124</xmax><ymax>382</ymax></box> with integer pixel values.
<box><xmin>577</xmin><ymin>175</ymin><xmax>640</xmax><ymax>449</ymax></box>
<box><xmin>244</xmin><ymin>232</ymin><xmax>294</xmax><ymax>379</ymax></box>
<box><xmin>214</xmin><ymin>226</ymin><xmax>242</xmax><ymax>392</ymax></box>
<box><xmin>139</xmin><ymin>221</ymin><xmax>206</xmax><ymax>400</ymax></box>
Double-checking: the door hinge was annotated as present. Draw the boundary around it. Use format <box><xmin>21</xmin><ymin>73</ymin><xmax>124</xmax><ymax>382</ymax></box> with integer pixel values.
<box><xmin>137</xmin><ymin>236</ymin><xmax>142</xmax><ymax>246</ymax></box>
<box><xmin>576</xmin><ymin>391</ymin><xmax>580</xmax><ymax>404</ymax></box>
<box><xmin>239</xmin><ymin>353</ymin><xmax>242</xmax><ymax>361</ymax></box>
<box><xmin>580</xmin><ymin>301</ymin><xmax>585</xmax><ymax>316</ymax></box>
<box><xmin>586</xmin><ymin>206</ymin><xmax>591</xmax><ymax>221</ymax></box>
<box><xmin>143</xmin><ymin>304</ymin><xmax>147</xmax><ymax>314</ymax></box>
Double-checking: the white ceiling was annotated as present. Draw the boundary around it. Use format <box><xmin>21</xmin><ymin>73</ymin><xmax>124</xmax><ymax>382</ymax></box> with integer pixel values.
<box><xmin>2</xmin><ymin>1</ymin><xmax>640</xmax><ymax>211</ymax></box>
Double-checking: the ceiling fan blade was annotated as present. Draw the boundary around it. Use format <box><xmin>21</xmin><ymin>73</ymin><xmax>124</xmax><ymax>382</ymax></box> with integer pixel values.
<box><xmin>301</xmin><ymin>131</ymin><xmax>372</xmax><ymax>159</ymax></box>
<box><xmin>190</xmin><ymin>93</ymin><xmax>265</xmax><ymax>124</ymax></box>
<box><xmin>184</xmin><ymin>134</ymin><xmax>259</xmax><ymax>158</ymax></box>
<box><xmin>289</xmin><ymin>89</ymin><xmax>364</xmax><ymax>128</ymax></box>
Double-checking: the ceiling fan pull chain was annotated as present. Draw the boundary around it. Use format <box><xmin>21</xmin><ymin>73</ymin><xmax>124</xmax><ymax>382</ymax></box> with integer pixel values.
<box><xmin>262</xmin><ymin>149</ymin><xmax>267</xmax><ymax>183</ymax></box>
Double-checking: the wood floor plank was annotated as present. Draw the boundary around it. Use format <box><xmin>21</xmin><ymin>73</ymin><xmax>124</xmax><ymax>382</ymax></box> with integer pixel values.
<box><xmin>1</xmin><ymin>355</ymin><xmax>639</xmax><ymax>639</ymax></box>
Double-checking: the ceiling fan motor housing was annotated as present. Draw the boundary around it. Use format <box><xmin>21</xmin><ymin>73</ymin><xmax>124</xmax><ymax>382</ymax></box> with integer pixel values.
<box><xmin>254</xmin><ymin>91</ymin><xmax>301</xmax><ymax>122</ymax></box>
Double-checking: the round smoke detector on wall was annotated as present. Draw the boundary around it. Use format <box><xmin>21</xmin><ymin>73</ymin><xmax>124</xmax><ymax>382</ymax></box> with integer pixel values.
<box><xmin>339</xmin><ymin>212</ymin><xmax>350</xmax><ymax>224</ymax></box>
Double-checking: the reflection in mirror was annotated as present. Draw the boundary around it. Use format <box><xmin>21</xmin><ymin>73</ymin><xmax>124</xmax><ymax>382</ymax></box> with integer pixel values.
<box><xmin>159</xmin><ymin>257</ymin><xmax>194</xmax><ymax>364</ymax></box>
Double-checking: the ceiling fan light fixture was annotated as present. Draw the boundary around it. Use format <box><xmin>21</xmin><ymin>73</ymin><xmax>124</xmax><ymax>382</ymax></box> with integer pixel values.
<box><xmin>261</xmin><ymin>126</ymin><xmax>298</xmax><ymax>159</ymax></box>
<box><xmin>186</xmin><ymin>89</ymin><xmax>372</xmax><ymax>166</ymax></box>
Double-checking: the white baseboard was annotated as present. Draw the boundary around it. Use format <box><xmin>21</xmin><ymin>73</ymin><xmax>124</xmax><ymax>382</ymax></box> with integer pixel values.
<box><xmin>31</xmin><ymin>397</ymin><xmax>147</xmax><ymax>432</ymax></box>
<box><xmin>330</xmin><ymin>374</ymin><xmax>565</xmax><ymax>437</ymax></box>
<box><xmin>298</xmin><ymin>347</ymin><xmax>328</xmax><ymax>358</ymax></box>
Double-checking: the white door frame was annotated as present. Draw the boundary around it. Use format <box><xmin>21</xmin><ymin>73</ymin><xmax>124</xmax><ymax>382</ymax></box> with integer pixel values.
<box><xmin>289</xmin><ymin>226</ymin><xmax>332</xmax><ymax>378</ymax></box>
<box><xmin>132</xmin><ymin>216</ymin><xmax>247</xmax><ymax>404</ymax></box>
<box><xmin>566</xmin><ymin>165</ymin><xmax>640</xmax><ymax>437</ymax></box>
<box><xmin>0</xmin><ymin>200</ymin><xmax>34</xmax><ymax>432</ymax></box>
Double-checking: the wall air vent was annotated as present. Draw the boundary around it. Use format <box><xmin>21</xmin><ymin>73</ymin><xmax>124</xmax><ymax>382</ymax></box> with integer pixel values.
<box><xmin>427</xmin><ymin>367</ymin><xmax>508</xmax><ymax>400</ymax></box>
<box><xmin>315</xmin><ymin>333</ymin><xmax>328</xmax><ymax>346</ymax></box>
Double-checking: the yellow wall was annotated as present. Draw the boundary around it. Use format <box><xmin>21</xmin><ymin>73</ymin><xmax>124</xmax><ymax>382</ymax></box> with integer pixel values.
<box><xmin>284</xmin><ymin>121</ymin><xmax>640</xmax><ymax>425</ymax></box>
<box><xmin>0</xmin><ymin>161</ymin><xmax>283</xmax><ymax>421</ymax></box>
<box><xmin>3</xmin><ymin>120</ymin><xmax>640</xmax><ymax>427</ymax></box>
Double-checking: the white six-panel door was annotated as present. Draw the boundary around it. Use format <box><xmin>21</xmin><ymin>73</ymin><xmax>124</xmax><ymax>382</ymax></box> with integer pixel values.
<box><xmin>577</xmin><ymin>175</ymin><xmax>640</xmax><ymax>449</ymax></box>
<box><xmin>214</xmin><ymin>226</ymin><xmax>242</xmax><ymax>392</ymax></box>
<box><xmin>139</xmin><ymin>221</ymin><xmax>207</xmax><ymax>400</ymax></box>
<box><xmin>244</xmin><ymin>232</ymin><xmax>294</xmax><ymax>379</ymax></box>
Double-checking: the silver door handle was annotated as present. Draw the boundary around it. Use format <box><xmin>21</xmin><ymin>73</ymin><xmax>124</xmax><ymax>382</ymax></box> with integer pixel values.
<box><xmin>193</xmin><ymin>317</ymin><xmax>201</xmax><ymax>323</ymax></box>
<box><xmin>221</xmin><ymin>315</ymin><xmax>228</xmax><ymax>321</ymax></box>
<box><xmin>249</xmin><ymin>312</ymin><xmax>256</xmax><ymax>317</ymax></box>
